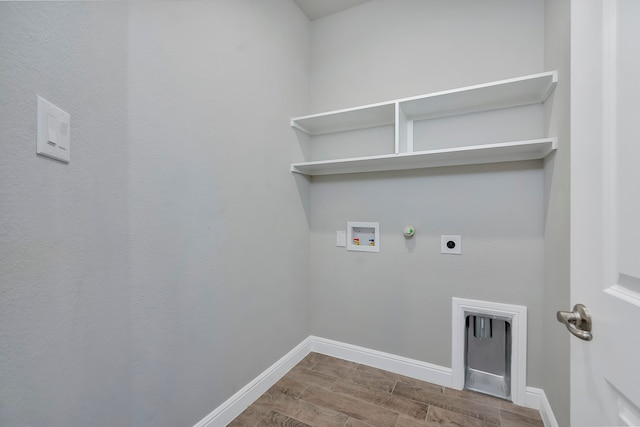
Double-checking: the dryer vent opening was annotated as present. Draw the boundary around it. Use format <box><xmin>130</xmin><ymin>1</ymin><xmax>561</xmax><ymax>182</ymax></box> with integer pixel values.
<box><xmin>464</xmin><ymin>314</ymin><xmax>512</xmax><ymax>400</ymax></box>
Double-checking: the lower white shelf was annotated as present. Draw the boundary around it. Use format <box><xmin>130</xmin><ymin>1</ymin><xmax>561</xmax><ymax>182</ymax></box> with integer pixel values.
<box><xmin>290</xmin><ymin>138</ymin><xmax>556</xmax><ymax>176</ymax></box>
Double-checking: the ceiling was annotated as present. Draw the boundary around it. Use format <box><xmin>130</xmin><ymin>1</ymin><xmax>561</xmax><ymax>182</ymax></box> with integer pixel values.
<box><xmin>293</xmin><ymin>0</ymin><xmax>370</xmax><ymax>21</ymax></box>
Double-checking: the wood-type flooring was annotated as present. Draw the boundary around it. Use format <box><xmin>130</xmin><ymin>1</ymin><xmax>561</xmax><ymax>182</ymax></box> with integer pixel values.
<box><xmin>228</xmin><ymin>352</ymin><xmax>544</xmax><ymax>427</ymax></box>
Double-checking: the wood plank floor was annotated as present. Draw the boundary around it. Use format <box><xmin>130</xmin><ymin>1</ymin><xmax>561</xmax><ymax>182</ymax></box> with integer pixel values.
<box><xmin>228</xmin><ymin>352</ymin><xmax>544</xmax><ymax>427</ymax></box>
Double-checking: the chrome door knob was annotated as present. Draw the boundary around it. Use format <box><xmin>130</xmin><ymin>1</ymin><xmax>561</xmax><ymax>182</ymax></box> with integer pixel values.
<box><xmin>557</xmin><ymin>304</ymin><xmax>593</xmax><ymax>341</ymax></box>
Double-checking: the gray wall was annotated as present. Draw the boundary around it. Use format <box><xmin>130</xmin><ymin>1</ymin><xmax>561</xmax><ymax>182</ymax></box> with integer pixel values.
<box><xmin>542</xmin><ymin>0</ymin><xmax>571</xmax><ymax>425</ymax></box>
<box><xmin>127</xmin><ymin>2</ymin><xmax>310</xmax><ymax>425</ymax></box>
<box><xmin>307</xmin><ymin>0</ymin><xmax>547</xmax><ymax>385</ymax></box>
<box><xmin>0</xmin><ymin>4</ymin><xmax>132</xmax><ymax>425</ymax></box>
<box><xmin>0</xmin><ymin>2</ymin><xmax>310</xmax><ymax>426</ymax></box>
<box><xmin>1</xmin><ymin>1</ymin><xmax>571</xmax><ymax>425</ymax></box>
<box><xmin>310</xmin><ymin>0</ymin><xmax>544</xmax><ymax>113</ymax></box>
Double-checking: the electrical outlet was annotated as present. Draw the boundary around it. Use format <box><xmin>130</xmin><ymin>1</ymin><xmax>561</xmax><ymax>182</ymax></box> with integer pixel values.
<box><xmin>441</xmin><ymin>235</ymin><xmax>461</xmax><ymax>255</ymax></box>
<box><xmin>336</xmin><ymin>230</ymin><xmax>346</xmax><ymax>247</ymax></box>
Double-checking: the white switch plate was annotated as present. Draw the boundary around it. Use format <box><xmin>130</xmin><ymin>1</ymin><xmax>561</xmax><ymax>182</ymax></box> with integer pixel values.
<box><xmin>441</xmin><ymin>235</ymin><xmax>462</xmax><ymax>255</ymax></box>
<box><xmin>336</xmin><ymin>230</ymin><xmax>346</xmax><ymax>247</ymax></box>
<box><xmin>37</xmin><ymin>96</ymin><xmax>70</xmax><ymax>163</ymax></box>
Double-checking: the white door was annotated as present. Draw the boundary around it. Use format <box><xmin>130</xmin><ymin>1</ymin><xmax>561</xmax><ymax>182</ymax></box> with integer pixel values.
<box><xmin>571</xmin><ymin>0</ymin><xmax>640</xmax><ymax>425</ymax></box>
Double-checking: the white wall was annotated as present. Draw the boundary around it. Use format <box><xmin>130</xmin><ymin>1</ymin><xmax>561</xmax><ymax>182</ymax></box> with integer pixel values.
<box><xmin>307</xmin><ymin>0</ymin><xmax>547</xmax><ymax>385</ymax></box>
<box><xmin>543</xmin><ymin>0</ymin><xmax>571</xmax><ymax>425</ymax></box>
<box><xmin>0</xmin><ymin>2</ymin><xmax>310</xmax><ymax>426</ymax></box>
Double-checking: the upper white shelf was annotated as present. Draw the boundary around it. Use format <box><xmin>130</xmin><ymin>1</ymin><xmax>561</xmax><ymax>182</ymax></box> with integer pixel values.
<box><xmin>291</xmin><ymin>102</ymin><xmax>395</xmax><ymax>135</ymax></box>
<box><xmin>399</xmin><ymin>71</ymin><xmax>557</xmax><ymax>121</ymax></box>
<box><xmin>291</xmin><ymin>71</ymin><xmax>557</xmax><ymax>136</ymax></box>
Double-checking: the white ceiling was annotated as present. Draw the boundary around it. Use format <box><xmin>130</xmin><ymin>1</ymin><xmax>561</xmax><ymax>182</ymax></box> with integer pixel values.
<box><xmin>293</xmin><ymin>0</ymin><xmax>370</xmax><ymax>21</ymax></box>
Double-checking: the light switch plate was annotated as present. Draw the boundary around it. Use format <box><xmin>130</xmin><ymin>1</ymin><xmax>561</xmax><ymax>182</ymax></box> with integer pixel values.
<box><xmin>37</xmin><ymin>96</ymin><xmax>70</xmax><ymax>163</ymax></box>
<box><xmin>441</xmin><ymin>235</ymin><xmax>462</xmax><ymax>255</ymax></box>
<box><xmin>336</xmin><ymin>230</ymin><xmax>346</xmax><ymax>247</ymax></box>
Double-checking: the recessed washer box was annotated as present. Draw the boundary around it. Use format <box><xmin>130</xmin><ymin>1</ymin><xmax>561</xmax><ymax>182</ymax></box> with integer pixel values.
<box><xmin>347</xmin><ymin>222</ymin><xmax>379</xmax><ymax>253</ymax></box>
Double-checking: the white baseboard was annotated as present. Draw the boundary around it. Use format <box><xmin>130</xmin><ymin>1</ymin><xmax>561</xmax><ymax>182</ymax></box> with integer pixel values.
<box><xmin>193</xmin><ymin>336</ymin><xmax>557</xmax><ymax>427</ymax></box>
<box><xmin>308</xmin><ymin>336</ymin><xmax>453</xmax><ymax>388</ymax></box>
<box><xmin>526</xmin><ymin>387</ymin><xmax>559</xmax><ymax>427</ymax></box>
<box><xmin>193</xmin><ymin>337</ymin><xmax>313</xmax><ymax>427</ymax></box>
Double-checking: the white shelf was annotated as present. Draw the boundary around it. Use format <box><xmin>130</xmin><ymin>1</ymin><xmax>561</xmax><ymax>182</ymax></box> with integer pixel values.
<box><xmin>291</xmin><ymin>138</ymin><xmax>556</xmax><ymax>176</ymax></box>
<box><xmin>290</xmin><ymin>71</ymin><xmax>558</xmax><ymax>176</ymax></box>
<box><xmin>291</xmin><ymin>102</ymin><xmax>395</xmax><ymax>135</ymax></box>
<box><xmin>398</xmin><ymin>71</ymin><xmax>557</xmax><ymax>121</ymax></box>
<box><xmin>291</xmin><ymin>71</ymin><xmax>557</xmax><ymax>135</ymax></box>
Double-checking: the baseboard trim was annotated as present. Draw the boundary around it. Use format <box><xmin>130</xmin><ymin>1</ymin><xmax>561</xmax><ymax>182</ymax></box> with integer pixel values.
<box><xmin>193</xmin><ymin>337</ymin><xmax>312</xmax><ymax>427</ymax></box>
<box><xmin>194</xmin><ymin>336</ymin><xmax>556</xmax><ymax>427</ymax></box>
<box><xmin>308</xmin><ymin>336</ymin><xmax>453</xmax><ymax>388</ymax></box>
<box><xmin>525</xmin><ymin>386</ymin><xmax>559</xmax><ymax>427</ymax></box>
